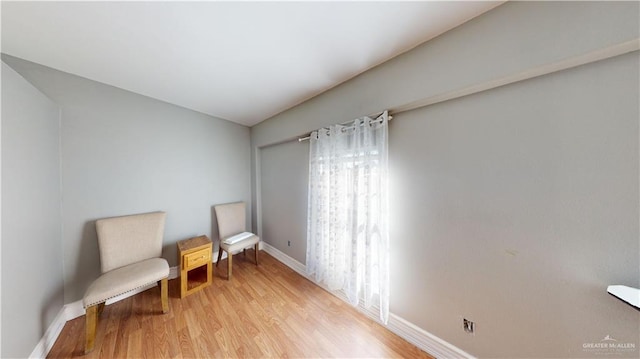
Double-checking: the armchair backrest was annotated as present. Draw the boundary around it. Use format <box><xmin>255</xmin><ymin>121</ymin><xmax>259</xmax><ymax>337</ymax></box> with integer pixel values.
<box><xmin>214</xmin><ymin>202</ymin><xmax>246</xmax><ymax>239</ymax></box>
<box><xmin>95</xmin><ymin>211</ymin><xmax>166</xmax><ymax>273</ymax></box>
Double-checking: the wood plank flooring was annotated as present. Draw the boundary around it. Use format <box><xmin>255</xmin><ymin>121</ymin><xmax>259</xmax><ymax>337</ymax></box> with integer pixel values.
<box><xmin>48</xmin><ymin>251</ymin><xmax>432</xmax><ymax>358</ymax></box>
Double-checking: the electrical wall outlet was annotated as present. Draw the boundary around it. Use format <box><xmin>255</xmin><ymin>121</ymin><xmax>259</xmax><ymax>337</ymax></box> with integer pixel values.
<box><xmin>463</xmin><ymin>318</ymin><xmax>475</xmax><ymax>334</ymax></box>
<box><xmin>287</xmin><ymin>240</ymin><xmax>291</xmax><ymax>247</ymax></box>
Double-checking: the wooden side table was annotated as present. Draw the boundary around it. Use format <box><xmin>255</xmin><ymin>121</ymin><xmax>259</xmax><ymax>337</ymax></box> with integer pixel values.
<box><xmin>177</xmin><ymin>235</ymin><xmax>212</xmax><ymax>298</ymax></box>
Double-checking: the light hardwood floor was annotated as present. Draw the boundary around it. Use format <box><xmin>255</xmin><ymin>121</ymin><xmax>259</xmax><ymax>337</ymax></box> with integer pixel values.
<box><xmin>48</xmin><ymin>250</ymin><xmax>432</xmax><ymax>358</ymax></box>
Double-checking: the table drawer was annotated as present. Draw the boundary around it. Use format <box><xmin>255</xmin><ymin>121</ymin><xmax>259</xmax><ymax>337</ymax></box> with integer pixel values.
<box><xmin>184</xmin><ymin>248</ymin><xmax>210</xmax><ymax>270</ymax></box>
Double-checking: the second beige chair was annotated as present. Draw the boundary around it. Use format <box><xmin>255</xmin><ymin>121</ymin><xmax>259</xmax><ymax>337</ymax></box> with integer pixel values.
<box><xmin>214</xmin><ymin>202</ymin><xmax>260</xmax><ymax>279</ymax></box>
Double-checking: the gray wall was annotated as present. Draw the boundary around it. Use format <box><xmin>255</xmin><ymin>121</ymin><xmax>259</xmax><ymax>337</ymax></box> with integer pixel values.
<box><xmin>260</xmin><ymin>140</ymin><xmax>309</xmax><ymax>263</ymax></box>
<box><xmin>389</xmin><ymin>51</ymin><xmax>638</xmax><ymax>358</ymax></box>
<box><xmin>2</xmin><ymin>55</ymin><xmax>252</xmax><ymax>303</ymax></box>
<box><xmin>251</xmin><ymin>2</ymin><xmax>639</xmax><ymax>358</ymax></box>
<box><xmin>1</xmin><ymin>62</ymin><xmax>64</xmax><ymax>358</ymax></box>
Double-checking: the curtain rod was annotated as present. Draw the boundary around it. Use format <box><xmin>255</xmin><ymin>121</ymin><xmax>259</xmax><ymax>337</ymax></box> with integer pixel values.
<box><xmin>296</xmin><ymin>39</ymin><xmax>637</xmax><ymax>144</ymax></box>
<box><xmin>298</xmin><ymin>112</ymin><xmax>392</xmax><ymax>142</ymax></box>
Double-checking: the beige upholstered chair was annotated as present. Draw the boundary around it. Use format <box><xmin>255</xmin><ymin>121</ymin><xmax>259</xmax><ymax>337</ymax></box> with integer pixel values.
<box><xmin>214</xmin><ymin>202</ymin><xmax>260</xmax><ymax>280</ymax></box>
<box><xmin>82</xmin><ymin>211</ymin><xmax>169</xmax><ymax>353</ymax></box>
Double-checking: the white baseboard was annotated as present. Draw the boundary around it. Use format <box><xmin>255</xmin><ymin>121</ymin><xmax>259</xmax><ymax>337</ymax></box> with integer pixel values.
<box><xmin>29</xmin><ymin>307</ymin><xmax>67</xmax><ymax>359</ymax></box>
<box><xmin>169</xmin><ymin>266</ymin><xmax>179</xmax><ymax>279</ymax></box>
<box><xmin>261</xmin><ymin>242</ymin><xmax>474</xmax><ymax>359</ymax></box>
<box><xmin>387</xmin><ymin>313</ymin><xmax>474</xmax><ymax>359</ymax></box>
<box><xmin>261</xmin><ymin>242</ymin><xmax>307</xmax><ymax>276</ymax></box>
<box><xmin>63</xmin><ymin>300</ymin><xmax>85</xmax><ymax>321</ymax></box>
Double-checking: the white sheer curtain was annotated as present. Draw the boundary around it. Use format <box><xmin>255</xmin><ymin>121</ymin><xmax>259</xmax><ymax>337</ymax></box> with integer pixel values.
<box><xmin>306</xmin><ymin>111</ymin><xmax>389</xmax><ymax>323</ymax></box>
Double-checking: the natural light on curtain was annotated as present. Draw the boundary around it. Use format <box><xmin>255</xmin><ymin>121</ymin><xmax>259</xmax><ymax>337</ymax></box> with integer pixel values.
<box><xmin>306</xmin><ymin>111</ymin><xmax>389</xmax><ymax>324</ymax></box>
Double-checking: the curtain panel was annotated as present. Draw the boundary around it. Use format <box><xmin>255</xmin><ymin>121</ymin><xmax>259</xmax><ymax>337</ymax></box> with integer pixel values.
<box><xmin>306</xmin><ymin>111</ymin><xmax>389</xmax><ymax>323</ymax></box>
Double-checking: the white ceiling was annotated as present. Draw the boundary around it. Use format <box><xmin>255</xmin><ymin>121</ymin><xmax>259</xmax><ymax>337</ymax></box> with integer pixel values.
<box><xmin>2</xmin><ymin>1</ymin><xmax>502</xmax><ymax>127</ymax></box>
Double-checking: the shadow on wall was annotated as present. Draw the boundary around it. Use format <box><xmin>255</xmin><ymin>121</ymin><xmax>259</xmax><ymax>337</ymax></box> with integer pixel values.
<box><xmin>70</xmin><ymin>220</ymin><xmax>101</xmax><ymax>303</ymax></box>
<box><xmin>210</xmin><ymin>205</ymin><xmax>220</xmax><ymax>253</ymax></box>
<box><xmin>162</xmin><ymin>242</ymin><xmax>179</xmax><ymax>267</ymax></box>
<box><xmin>40</xmin><ymin>284</ymin><xmax>64</xmax><ymax>351</ymax></box>
<box><xmin>161</xmin><ymin>243</ymin><xmax>178</xmax><ymax>268</ymax></box>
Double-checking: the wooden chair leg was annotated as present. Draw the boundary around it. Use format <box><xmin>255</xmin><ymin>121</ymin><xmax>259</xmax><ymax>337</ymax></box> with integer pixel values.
<box><xmin>216</xmin><ymin>248</ymin><xmax>223</xmax><ymax>267</ymax></box>
<box><xmin>243</xmin><ymin>248</ymin><xmax>247</xmax><ymax>257</ymax></box>
<box><xmin>85</xmin><ymin>304</ymin><xmax>98</xmax><ymax>354</ymax></box>
<box><xmin>227</xmin><ymin>252</ymin><xmax>233</xmax><ymax>280</ymax></box>
<box><xmin>160</xmin><ymin>278</ymin><xmax>169</xmax><ymax>314</ymax></box>
<box><xmin>254</xmin><ymin>243</ymin><xmax>259</xmax><ymax>265</ymax></box>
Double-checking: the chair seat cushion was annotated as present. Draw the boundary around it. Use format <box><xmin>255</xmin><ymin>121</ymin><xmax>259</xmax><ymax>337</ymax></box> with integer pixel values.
<box><xmin>220</xmin><ymin>233</ymin><xmax>259</xmax><ymax>253</ymax></box>
<box><xmin>83</xmin><ymin>257</ymin><xmax>169</xmax><ymax>308</ymax></box>
<box><xmin>223</xmin><ymin>231</ymin><xmax>254</xmax><ymax>245</ymax></box>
